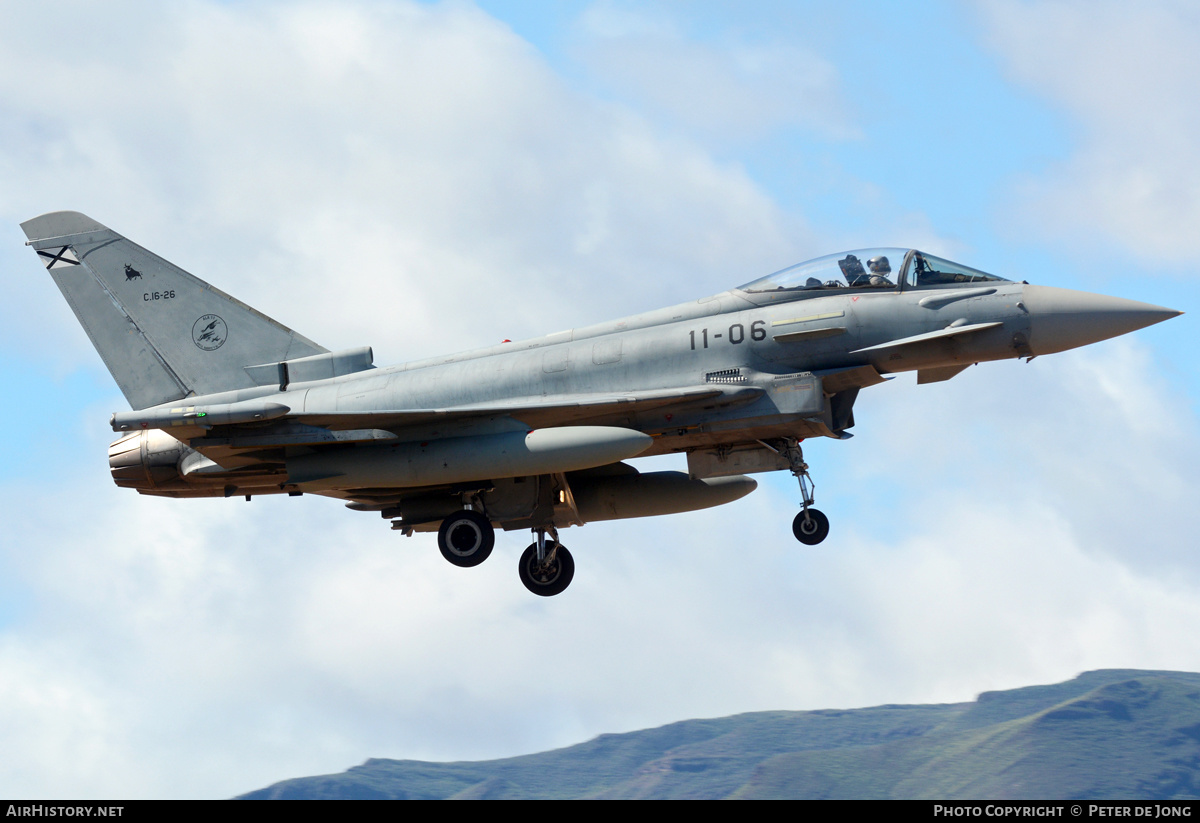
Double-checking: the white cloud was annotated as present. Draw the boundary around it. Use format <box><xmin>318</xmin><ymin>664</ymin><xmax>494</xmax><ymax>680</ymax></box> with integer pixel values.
<box><xmin>573</xmin><ymin>1</ymin><xmax>858</xmax><ymax>143</ymax></box>
<box><xmin>979</xmin><ymin>0</ymin><xmax>1200</xmax><ymax>266</ymax></box>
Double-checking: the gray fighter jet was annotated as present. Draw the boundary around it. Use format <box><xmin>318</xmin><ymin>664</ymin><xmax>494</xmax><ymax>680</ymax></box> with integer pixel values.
<box><xmin>22</xmin><ymin>211</ymin><xmax>1181</xmax><ymax>596</ymax></box>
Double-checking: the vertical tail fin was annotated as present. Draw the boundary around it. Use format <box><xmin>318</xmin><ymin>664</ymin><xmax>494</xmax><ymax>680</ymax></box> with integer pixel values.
<box><xmin>22</xmin><ymin>211</ymin><xmax>326</xmax><ymax>410</ymax></box>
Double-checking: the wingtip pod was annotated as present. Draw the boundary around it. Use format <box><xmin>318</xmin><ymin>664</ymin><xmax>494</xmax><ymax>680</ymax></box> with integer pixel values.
<box><xmin>20</xmin><ymin>211</ymin><xmax>109</xmax><ymax>243</ymax></box>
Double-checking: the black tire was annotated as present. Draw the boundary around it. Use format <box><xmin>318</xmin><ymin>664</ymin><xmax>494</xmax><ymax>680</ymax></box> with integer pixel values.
<box><xmin>437</xmin><ymin>510</ymin><xmax>495</xmax><ymax>567</ymax></box>
<box><xmin>518</xmin><ymin>543</ymin><xmax>575</xmax><ymax>597</ymax></box>
<box><xmin>792</xmin><ymin>508</ymin><xmax>830</xmax><ymax>545</ymax></box>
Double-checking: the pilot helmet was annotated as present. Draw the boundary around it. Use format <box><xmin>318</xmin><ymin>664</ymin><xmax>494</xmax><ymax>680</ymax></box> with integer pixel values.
<box><xmin>867</xmin><ymin>255</ymin><xmax>891</xmax><ymax>274</ymax></box>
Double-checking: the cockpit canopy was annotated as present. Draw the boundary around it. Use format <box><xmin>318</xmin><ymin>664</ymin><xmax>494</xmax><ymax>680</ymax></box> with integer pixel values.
<box><xmin>738</xmin><ymin>249</ymin><xmax>1008</xmax><ymax>295</ymax></box>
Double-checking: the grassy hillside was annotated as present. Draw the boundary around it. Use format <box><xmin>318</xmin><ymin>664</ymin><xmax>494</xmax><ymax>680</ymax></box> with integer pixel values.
<box><xmin>238</xmin><ymin>669</ymin><xmax>1200</xmax><ymax>799</ymax></box>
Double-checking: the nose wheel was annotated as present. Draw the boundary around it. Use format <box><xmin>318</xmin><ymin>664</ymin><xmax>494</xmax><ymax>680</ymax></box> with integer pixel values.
<box><xmin>519</xmin><ymin>527</ymin><xmax>574</xmax><ymax>596</ymax></box>
<box><xmin>792</xmin><ymin>508</ymin><xmax>829</xmax><ymax>545</ymax></box>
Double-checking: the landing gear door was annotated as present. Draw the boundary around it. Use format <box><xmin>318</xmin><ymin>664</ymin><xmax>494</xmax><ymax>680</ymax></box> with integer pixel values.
<box><xmin>688</xmin><ymin>444</ymin><xmax>791</xmax><ymax>478</ymax></box>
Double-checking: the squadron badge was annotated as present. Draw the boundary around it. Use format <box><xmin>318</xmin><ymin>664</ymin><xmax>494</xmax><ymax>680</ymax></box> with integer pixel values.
<box><xmin>192</xmin><ymin>314</ymin><xmax>227</xmax><ymax>351</ymax></box>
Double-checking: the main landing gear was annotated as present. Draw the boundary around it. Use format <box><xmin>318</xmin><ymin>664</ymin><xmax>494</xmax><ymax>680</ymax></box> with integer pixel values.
<box><xmin>781</xmin><ymin>438</ymin><xmax>829</xmax><ymax>545</ymax></box>
<box><xmin>436</xmin><ymin>512</ymin><xmax>574</xmax><ymax>596</ymax></box>
<box><xmin>518</xmin><ymin>526</ymin><xmax>574</xmax><ymax>597</ymax></box>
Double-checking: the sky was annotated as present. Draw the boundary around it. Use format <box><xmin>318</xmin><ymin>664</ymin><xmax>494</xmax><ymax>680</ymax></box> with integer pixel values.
<box><xmin>0</xmin><ymin>0</ymin><xmax>1197</xmax><ymax>799</ymax></box>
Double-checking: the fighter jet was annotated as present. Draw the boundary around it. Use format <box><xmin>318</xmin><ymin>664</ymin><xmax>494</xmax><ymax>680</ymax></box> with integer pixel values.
<box><xmin>22</xmin><ymin>211</ymin><xmax>1181</xmax><ymax>596</ymax></box>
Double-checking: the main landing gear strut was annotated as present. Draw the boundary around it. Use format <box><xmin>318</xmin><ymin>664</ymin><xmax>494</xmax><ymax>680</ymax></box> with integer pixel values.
<box><xmin>518</xmin><ymin>526</ymin><xmax>575</xmax><ymax>597</ymax></box>
<box><xmin>434</xmin><ymin>507</ymin><xmax>574</xmax><ymax>597</ymax></box>
<box><xmin>780</xmin><ymin>438</ymin><xmax>829</xmax><ymax>545</ymax></box>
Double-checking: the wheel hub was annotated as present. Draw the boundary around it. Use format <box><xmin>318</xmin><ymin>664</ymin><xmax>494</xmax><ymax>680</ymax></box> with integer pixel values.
<box><xmin>448</xmin><ymin>521</ymin><xmax>482</xmax><ymax>555</ymax></box>
<box><xmin>528</xmin><ymin>556</ymin><xmax>561</xmax><ymax>585</ymax></box>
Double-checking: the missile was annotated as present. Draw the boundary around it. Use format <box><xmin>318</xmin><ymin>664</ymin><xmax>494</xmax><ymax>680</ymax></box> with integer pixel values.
<box><xmin>111</xmin><ymin>400</ymin><xmax>291</xmax><ymax>431</ymax></box>
<box><xmin>569</xmin><ymin>470</ymin><xmax>757</xmax><ymax>522</ymax></box>
<box><xmin>286</xmin><ymin>426</ymin><xmax>653</xmax><ymax>490</ymax></box>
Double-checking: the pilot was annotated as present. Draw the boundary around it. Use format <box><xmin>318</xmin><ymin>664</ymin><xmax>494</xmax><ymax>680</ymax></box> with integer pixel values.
<box><xmin>866</xmin><ymin>255</ymin><xmax>893</xmax><ymax>287</ymax></box>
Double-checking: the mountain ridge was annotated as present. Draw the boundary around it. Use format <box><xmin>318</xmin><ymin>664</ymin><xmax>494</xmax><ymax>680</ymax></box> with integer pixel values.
<box><xmin>237</xmin><ymin>669</ymin><xmax>1200</xmax><ymax>799</ymax></box>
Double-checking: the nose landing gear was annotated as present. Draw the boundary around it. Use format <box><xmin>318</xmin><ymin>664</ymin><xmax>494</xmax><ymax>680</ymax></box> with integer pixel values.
<box><xmin>771</xmin><ymin>438</ymin><xmax>830</xmax><ymax>545</ymax></box>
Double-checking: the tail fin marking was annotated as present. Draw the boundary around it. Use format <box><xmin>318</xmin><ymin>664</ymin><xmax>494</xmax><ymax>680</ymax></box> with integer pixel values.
<box><xmin>22</xmin><ymin>211</ymin><xmax>327</xmax><ymax>410</ymax></box>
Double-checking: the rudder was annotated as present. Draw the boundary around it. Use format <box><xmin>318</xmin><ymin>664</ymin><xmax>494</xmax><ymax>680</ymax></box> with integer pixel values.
<box><xmin>22</xmin><ymin>211</ymin><xmax>326</xmax><ymax>410</ymax></box>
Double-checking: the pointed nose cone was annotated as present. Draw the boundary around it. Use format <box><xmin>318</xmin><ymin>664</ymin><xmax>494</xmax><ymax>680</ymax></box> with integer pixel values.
<box><xmin>1023</xmin><ymin>285</ymin><xmax>1182</xmax><ymax>356</ymax></box>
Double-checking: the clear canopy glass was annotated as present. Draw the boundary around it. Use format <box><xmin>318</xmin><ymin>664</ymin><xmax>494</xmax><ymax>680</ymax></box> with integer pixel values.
<box><xmin>906</xmin><ymin>253</ymin><xmax>1008</xmax><ymax>287</ymax></box>
<box><xmin>738</xmin><ymin>249</ymin><xmax>1008</xmax><ymax>294</ymax></box>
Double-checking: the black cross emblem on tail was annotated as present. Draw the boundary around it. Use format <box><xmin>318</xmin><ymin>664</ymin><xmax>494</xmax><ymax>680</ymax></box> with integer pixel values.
<box><xmin>36</xmin><ymin>247</ymin><xmax>80</xmax><ymax>270</ymax></box>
